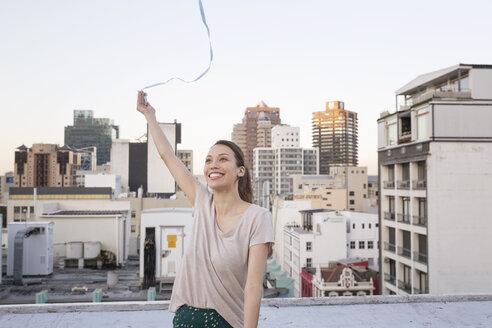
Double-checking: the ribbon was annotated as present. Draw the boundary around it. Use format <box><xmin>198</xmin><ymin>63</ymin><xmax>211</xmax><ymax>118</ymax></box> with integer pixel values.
<box><xmin>141</xmin><ymin>0</ymin><xmax>213</xmax><ymax>90</ymax></box>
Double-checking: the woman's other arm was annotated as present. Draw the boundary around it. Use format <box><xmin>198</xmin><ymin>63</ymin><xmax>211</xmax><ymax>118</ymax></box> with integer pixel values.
<box><xmin>136</xmin><ymin>91</ymin><xmax>199</xmax><ymax>204</ymax></box>
<box><xmin>244</xmin><ymin>243</ymin><xmax>269</xmax><ymax>328</ymax></box>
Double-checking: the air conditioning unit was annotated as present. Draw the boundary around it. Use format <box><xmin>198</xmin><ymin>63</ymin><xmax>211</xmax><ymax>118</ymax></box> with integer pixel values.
<box><xmin>7</xmin><ymin>222</ymin><xmax>54</xmax><ymax>276</ymax></box>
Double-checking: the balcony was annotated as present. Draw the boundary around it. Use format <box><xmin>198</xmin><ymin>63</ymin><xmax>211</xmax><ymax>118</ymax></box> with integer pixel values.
<box><xmin>384</xmin><ymin>242</ymin><xmax>396</xmax><ymax>253</ymax></box>
<box><xmin>412</xmin><ymin>180</ymin><xmax>427</xmax><ymax>190</ymax></box>
<box><xmin>414</xmin><ymin>251</ymin><xmax>428</xmax><ymax>264</ymax></box>
<box><xmin>412</xmin><ymin>215</ymin><xmax>427</xmax><ymax>227</ymax></box>
<box><xmin>384</xmin><ymin>273</ymin><xmax>396</xmax><ymax>286</ymax></box>
<box><xmin>398</xmin><ymin>132</ymin><xmax>412</xmax><ymax>145</ymax></box>
<box><xmin>397</xmin><ymin>180</ymin><xmax>410</xmax><ymax>190</ymax></box>
<box><xmin>397</xmin><ymin>213</ymin><xmax>411</xmax><ymax>224</ymax></box>
<box><xmin>383</xmin><ymin>180</ymin><xmax>395</xmax><ymax>189</ymax></box>
<box><xmin>398</xmin><ymin>280</ymin><xmax>412</xmax><ymax>293</ymax></box>
<box><xmin>404</xmin><ymin>88</ymin><xmax>471</xmax><ymax>108</ymax></box>
<box><xmin>384</xmin><ymin>212</ymin><xmax>395</xmax><ymax>221</ymax></box>
<box><xmin>398</xmin><ymin>246</ymin><xmax>411</xmax><ymax>259</ymax></box>
<box><xmin>413</xmin><ymin>286</ymin><xmax>429</xmax><ymax>294</ymax></box>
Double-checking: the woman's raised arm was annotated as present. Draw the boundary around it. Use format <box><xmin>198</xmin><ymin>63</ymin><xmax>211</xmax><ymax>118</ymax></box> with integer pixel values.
<box><xmin>136</xmin><ymin>91</ymin><xmax>199</xmax><ymax>204</ymax></box>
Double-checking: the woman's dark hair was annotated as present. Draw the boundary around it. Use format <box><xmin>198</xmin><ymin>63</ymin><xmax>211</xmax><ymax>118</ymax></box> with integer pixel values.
<box><xmin>214</xmin><ymin>140</ymin><xmax>253</xmax><ymax>203</ymax></box>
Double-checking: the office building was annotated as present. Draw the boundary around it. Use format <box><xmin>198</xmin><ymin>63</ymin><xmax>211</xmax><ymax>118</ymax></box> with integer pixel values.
<box><xmin>312</xmin><ymin>101</ymin><xmax>358</xmax><ymax>173</ymax></box>
<box><xmin>378</xmin><ymin>63</ymin><xmax>492</xmax><ymax>295</ymax></box>
<box><xmin>65</xmin><ymin>110</ymin><xmax>119</xmax><ymax>165</ymax></box>
<box><xmin>232</xmin><ymin>101</ymin><xmax>281</xmax><ymax>171</ymax></box>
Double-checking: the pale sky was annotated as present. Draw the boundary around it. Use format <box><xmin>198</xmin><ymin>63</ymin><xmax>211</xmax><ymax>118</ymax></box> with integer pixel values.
<box><xmin>1</xmin><ymin>0</ymin><xmax>492</xmax><ymax>176</ymax></box>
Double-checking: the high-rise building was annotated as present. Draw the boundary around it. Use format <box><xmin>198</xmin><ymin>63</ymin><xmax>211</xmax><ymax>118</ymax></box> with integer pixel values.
<box><xmin>232</xmin><ymin>101</ymin><xmax>281</xmax><ymax>170</ymax></box>
<box><xmin>65</xmin><ymin>110</ymin><xmax>119</xmax><ymax>166</ymax></box>
<box><xmin>378</xmin><ymin>63</ymin><xmax>492</xmax><ymax>295</ymax></box>
<box><xmin>14</xmin><ymin>144</ymin><xmax>80</xmax><ymax>188</ymax></box>
<box><xmin>312</xmin><ymin>101</ymin><xmax>358</xmax><ymax>174</ymax></box>
<box><xmin>253</xmin><ymin>147</ymin><xmax>318</xmax><ymax>204</ymax></box>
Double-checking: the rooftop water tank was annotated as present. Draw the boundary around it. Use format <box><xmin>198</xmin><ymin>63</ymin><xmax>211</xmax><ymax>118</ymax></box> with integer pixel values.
<box><xmin>84</xmin><ymin>241</ymin><xmax>101</xmax><ymax>259</ymax></box>
<box><xmin>66</xmin><ymin>241</ymin><xmax>84</xmax><ymax>259</ymax></box>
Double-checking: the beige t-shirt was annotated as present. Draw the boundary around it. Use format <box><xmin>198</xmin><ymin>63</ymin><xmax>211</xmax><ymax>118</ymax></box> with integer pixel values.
<box><xmin>169</xmin><ymin>184</ymin><xmax>274</xmax><ymax>328</ymax></box>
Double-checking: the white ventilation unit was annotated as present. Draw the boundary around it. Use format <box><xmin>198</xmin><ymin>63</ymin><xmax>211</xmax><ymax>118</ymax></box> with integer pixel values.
<box><xmin>7</xmin><ymin>222</ymin><xmax>54</xmax><ymax>276</ymax></box>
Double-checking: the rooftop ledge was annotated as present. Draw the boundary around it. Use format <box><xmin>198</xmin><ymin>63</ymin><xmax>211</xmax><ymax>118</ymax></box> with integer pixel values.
<box><xmin>1</xmin><ymin>294</ymin><xmax>492</xmax><ymax>327</ymax></box>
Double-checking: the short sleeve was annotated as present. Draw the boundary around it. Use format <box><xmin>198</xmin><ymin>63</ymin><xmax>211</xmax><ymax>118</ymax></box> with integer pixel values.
<box><xmin>249</xmin><ymin>210</ymin><xmax>275</xmax><ymax>248</ymax></box>
<box><xmin>192</xmin><ymin>184</ymin><xmax>213</xmax><ymax>218</ymax></box>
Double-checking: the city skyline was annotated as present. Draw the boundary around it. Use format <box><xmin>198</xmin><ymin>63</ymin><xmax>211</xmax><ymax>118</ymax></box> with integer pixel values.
<box><xmin>2</xmin><ymin>0</ymin><xmax>492</xmax><ymax>176</ymax></box>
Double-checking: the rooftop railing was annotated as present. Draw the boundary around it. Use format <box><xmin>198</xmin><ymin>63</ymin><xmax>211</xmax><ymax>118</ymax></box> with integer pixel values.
<box><xmin>397</xmin><ymin>213</ymin><xmax>411</xmax><ymax>224</ymax></box>
<box><xmin>397</xmin><ymin>180</ymin><xmax>410</xmax><ymax>190</ymax></box>
<box><xmin>383</xmin><ymin>180</ymin><xmax>395</xmax><ymax>189</ymax></box>
<box><xmin>398</xmin><ymin>246</ymin><xmax>411</xmax><ymax>259</ymax></box>
<box><xmin>412</xmin><ymin>215</ymin><xmax>427</xmax><ymax>227</ymax></box>
<box><xmin>412</xmin><ymin>180</ymin><xmax>427</xmax><ymax>190</ymax></box>
<box><xmin>398</xmin><ymin>280</ymin><xmax>412</xmax><ymax>294</ymax></box>
<box><xmin>384</xmin><ymin>212</ymin><xmax>395</xmax><ymax>221</ymax></box>
<box><xmin>384</xmin><ymin>242</ymin><xmax>396</xmax><ymax>253</ymax></box>
<box><xmin>384</xmin><ymin>273</ymin><xmax>396</xmax><ymax>286</ymax></box>
<box><xmin>413</xmin><ymin>251</ymin><xmax>428</xmax><ymax>264</ymax></box>
<box><xmin>413</xmin><ymin>286</ymin><xmax>429</xmax><ymax>294</ymax></box>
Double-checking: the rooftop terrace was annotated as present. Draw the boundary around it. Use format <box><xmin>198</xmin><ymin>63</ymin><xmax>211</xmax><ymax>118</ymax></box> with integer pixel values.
<box><xmin>1</xmin><ymin>294</ymin><xmax>491</xmax><ymax>327</ymax></box>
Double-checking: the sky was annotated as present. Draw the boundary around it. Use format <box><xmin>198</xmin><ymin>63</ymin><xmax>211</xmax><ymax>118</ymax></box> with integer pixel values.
<box><xmin>1</xmin><ymin>0</ymin><xmax>492</xmax><ymax>176</ymax></box>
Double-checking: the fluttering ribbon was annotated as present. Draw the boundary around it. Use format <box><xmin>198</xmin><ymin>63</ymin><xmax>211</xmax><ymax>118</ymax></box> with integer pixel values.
<box><xmin>141</xmin><ymin>0</ymin><xmax>213</xmax><ymax>90</ymax></box>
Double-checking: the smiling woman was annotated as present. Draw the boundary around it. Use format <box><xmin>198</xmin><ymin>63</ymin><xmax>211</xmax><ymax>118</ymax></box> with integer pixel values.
<box><xmin>136</xmin><ymin>91</ymin><xmax>274</xmax><ymax>328</ymax></box>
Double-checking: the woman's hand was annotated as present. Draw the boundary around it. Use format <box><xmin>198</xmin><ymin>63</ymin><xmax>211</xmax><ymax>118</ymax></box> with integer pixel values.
<box><xmin>137</xmin><ymin>91</ymin><xmax>156</xmax><ymax>118</ymax></box>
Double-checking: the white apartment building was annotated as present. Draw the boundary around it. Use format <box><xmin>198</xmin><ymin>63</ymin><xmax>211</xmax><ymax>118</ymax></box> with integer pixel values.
<box><xmin>282</xmin><ymin>209</ymin><xmax>379</xmax><ymax>297</ymax></box>
<box><xmin>271</xmin><ymin>125</ymin><xmax>300</xmax><ymax>148</ymax></box>
<box><xmin>378</xmin><ymin>63</ymin><xmax>492</xmax><ymax>295</ymax></box>
<box><xmin>253</xmin><ymin>147</ymin><xmax>318</xmax><ymax>205</ymax></box>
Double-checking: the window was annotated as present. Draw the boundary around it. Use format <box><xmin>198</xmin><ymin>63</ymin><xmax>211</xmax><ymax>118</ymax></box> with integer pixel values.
<box><xmin>350</xmin><ymin>241</ymin><xmax>355</xmax><ymax>249</ymax></box>
<box><xmin>369</xmin><ymin>223</ymin><xmax>372</xmax><ymax>229</ymax></box>
<box><xmin>368</xmin><ymin>241</ymin><xmax>374</xmax><ymax>249</ymax></box>
<box><xmin>359</xmin><ymin>241</ymin><xmax>365</xmax><ymax>249</ymax></box>
<box><xmin>350</xmin><ymin>200</ymin><xmax>355</xmax><ymax>205</ymax></box>
<box><xmin>131</xmin><ymin>225</ymin><xmax>136</xmax><ymax>233</ymax></box>
<box><xmin>131</xmin><ymin>211</ymin><xmax>136</xmax><ymax>218</ymax></box>
<box><xmin>349</xmin><ymin>191</ymin><xmax>354</xmax><ymax>196</ymax></box>
<box><xmin>350</xmin><ymin>208</ymin><xmax>355</xmax><ymax>211</ymax></box>
<box><xmin>306</xmin><ymin>242</ymin><xmax>312</xmax><ymax>251</ymax></box>
<box><xmin>306</xmin><ymin>258</ymin><xmax>312</xmax><ymax>268</ymax></box>
<box><xmin>363</xmin><ymin>184</ymin><xmax>366</xmax><ymax>189</ymax></box>
<box><xmin>376</xmin><ymin>223</ymin><xmax>379</xmax><ymax>227</ymax></box>
<box><xmin>352</xmin><ymin>223</ymin><xmax>355</xmax><ymax>229</ymax></box>
<box><xmin>362</xmin><ymin>223</ymin><xmax>365</xmax><ymax>229</ymax></box>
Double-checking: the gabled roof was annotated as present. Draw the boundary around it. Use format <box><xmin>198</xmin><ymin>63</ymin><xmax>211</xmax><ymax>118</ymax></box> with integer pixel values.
<box><xmin>16</xmin><ymin>144</ymin><xmax>28</xmax><ymax>150</ymax></box>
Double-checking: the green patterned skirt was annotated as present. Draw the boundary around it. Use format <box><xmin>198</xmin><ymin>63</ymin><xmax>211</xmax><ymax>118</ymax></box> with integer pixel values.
<box><xmin>173</xmin><ymin>305</ymin><xmax>233</xmax><ymax>328</ymax></box>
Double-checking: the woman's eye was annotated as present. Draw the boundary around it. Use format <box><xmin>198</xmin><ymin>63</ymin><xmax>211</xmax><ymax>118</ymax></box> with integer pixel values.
<box><xmin>220</xmin><ymin>157</ymin><xmax>227</xmax><ymax>161</ymax></box>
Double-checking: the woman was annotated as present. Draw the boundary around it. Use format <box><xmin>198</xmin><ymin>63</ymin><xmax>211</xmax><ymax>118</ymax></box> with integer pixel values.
<box><xmin>137</xmin><ymin>91</ymin><xmax>274</xmax><ymax>328</ymax></box>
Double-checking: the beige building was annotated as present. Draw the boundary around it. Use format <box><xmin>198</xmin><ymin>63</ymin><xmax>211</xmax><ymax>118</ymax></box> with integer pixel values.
<box><xmin>291</xmin><ymin>167</ymin><xmax>368</xmax><ymax>211</ymax></box>
<box><xmin>177</xmin><ymin>150</ymin><xmax>193</xmax><ymax>174</ymax></box>
<box><xmin>14</xmin><ymin>144</ymin><xmax>81</xmax><ymax>188</ymax></box>
<box><xmin>232</xmin><ymin>101</ymin><xmax>281</xmax><ymax>170</ymax></box>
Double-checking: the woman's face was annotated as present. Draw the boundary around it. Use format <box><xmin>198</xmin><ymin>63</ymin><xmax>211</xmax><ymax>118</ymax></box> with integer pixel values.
<box><xmin>204</xmin><ymin>144</ymin><xmax>244</xmax><ymax>191</ymax></box>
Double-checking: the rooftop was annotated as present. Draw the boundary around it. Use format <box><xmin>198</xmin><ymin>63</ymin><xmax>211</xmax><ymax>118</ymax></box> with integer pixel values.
<box><xmin>1</xmin><ymin>294</ymin><xmax>491</xmax><ymax>327</ymax></box>
<box><xmin>41</xmin><ymin>210</ymin><xmax>127</xmax><ymax>216</ymax></box>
